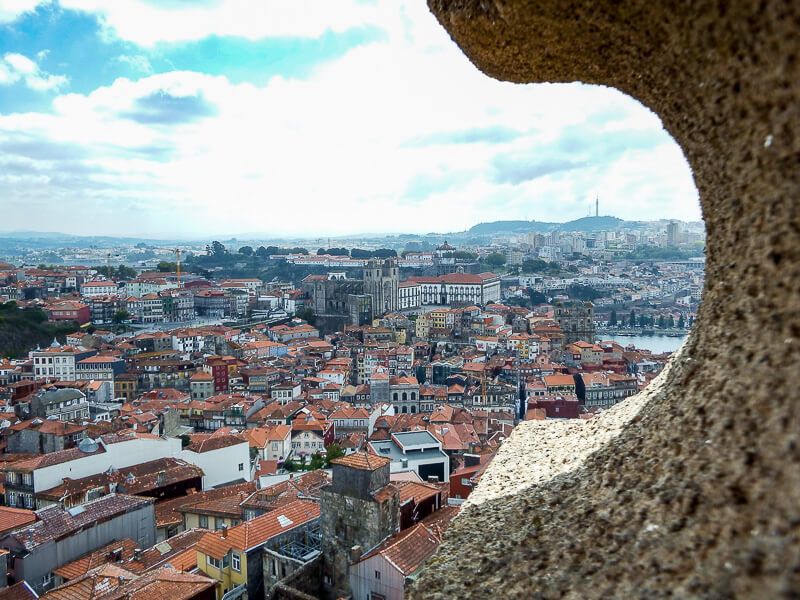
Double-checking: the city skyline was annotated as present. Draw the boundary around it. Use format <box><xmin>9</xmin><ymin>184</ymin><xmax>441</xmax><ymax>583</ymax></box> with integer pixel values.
<box><xmin>1</xmin><ymin>2</ymin><xmax>701</xmax><ymax>237</ymax></box>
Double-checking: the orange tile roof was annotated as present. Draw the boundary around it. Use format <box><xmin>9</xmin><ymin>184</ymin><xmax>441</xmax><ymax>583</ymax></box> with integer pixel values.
<box><xmin>53</xmin><ymin>538</ymin><xmax>138</xmax><ymax>581</ymax></box>
<box><xmin>196</xmin><ymin>500</ymin><xmax>319</xmax><ymax>558</ymax></box>
<box><xmin>0</xmin><ymin>506</ymin><xmax>36</xmax><ymax>535</ymax></box>
<box><xmin>331</xmin><ymin>452</ymin><xmax>390</xmax><ymax>471</ymax></box>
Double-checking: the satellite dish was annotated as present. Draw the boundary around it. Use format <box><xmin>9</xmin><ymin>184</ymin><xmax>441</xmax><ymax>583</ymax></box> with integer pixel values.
<box><xmin>0</xmin><ymin>420</ymin><xmax>10</xmax><ymax>429</ymax></box>
<box><xmin>78</xmin><ymin>438</ymin><xmax>100</xmax><ymax>453</ymax></box>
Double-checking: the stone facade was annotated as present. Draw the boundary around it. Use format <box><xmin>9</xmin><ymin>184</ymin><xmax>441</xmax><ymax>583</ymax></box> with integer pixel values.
<box><xmin>363</xmin><ymin>259</ymin><xmax>399</xmax><ymax>315</ymax></box>
<box><xmin>320</xmin><ymin>457</ymin><xmax>399</xmax><ymax>599</ymax></box>
<box><xmin>411</xmin><ymin>1</ymin><xmax>800</xmax><ymax>598</ymax></box>
<box><xmin>553</xmin><ymin>300</ymin><xmax>595</xmax><ymax>344</ymax></box>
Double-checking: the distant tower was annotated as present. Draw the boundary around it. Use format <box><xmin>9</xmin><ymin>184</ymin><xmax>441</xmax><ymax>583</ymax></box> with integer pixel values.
<box><xmin>596</xmin><ymin>196</ymin><xmax>599</xmax><ymax>217</ymax></box>
<box><xmin>363</xmin><ymin>258</ymin><xmax>399</xmax><ymax>316</ymax></box>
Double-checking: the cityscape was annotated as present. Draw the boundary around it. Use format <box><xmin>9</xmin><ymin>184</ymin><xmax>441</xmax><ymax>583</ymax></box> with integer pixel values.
<box><xmin>0</xmin><ymin>2</ymin><xmax>713</xmax><ymax>600</ymax></box>
<box><xmin>0</xmin><ymin>215</ymin><xmax>703</xmax><ymax>599</ymax></box>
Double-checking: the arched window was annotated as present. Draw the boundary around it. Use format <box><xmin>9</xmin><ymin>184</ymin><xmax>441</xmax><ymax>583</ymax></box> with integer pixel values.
<box><xmin>402</xmin><ymin>392</ymin><xmax>407</xmax><ymax>401</ymax></box>
<box><xmin>411</xmin><ymin>392</ymin><xmax>416</xmax><ymax>400</ymax></box>
<box><xmin>410</xmin><ymin>406</ymin><xmax>416</xmax><ymax>413</ymax></box>
<box><xmin>393</xmin><ymin>392</ymin><xmax>399</xmax><ymax>401</ymax></box>
<box><xmin>402</xmin><ymin>406</ymin><xmax>408</xmax><ymax>413</ymax></box>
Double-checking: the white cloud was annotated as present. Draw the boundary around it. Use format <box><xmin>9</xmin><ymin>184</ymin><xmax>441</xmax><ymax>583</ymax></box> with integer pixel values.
<box><xmin>0</xmin><ymin>0</ymin><xmax>44</xmax><ymax>24</ymax></box>
<box><xmin>58</xmin><ymin>0</ymin><xmax>386</xmax><ymax>47</ymax></box>
<box><xmin>0</xmin><ymin>3</ymin><xmax>699</xmax><ymax>237</ymax></box>
<box><xmin>0</xmin><ymin>52</ymin><xmax>68</xmax><ymax>91</ymax></box>
<box><xmin>114</xmin><ymin>54</ymin><xmax>153</xmax><ymax>74</ymax></box>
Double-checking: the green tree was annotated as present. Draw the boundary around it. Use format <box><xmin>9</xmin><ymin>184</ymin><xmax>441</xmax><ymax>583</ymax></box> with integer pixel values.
<box><xmin>157</xmin><ymin>261</ymin><xmax>177</xmax><ymax>272</ymax></box>
<box><xmin>629</xmin><ymin>309</ymin><xmax>636</xmax><ymax>328</ymax></box>
<box><xmin>658</xmin><ymin>315</ymin><xmax>666</xmax><ymax>329</ymax></box>
<box><xmin>528</xmin><ymin>290</ymin><xmax>547</xmax><ymax>305</ymax></box>
<box><xmin>309</xmin><ymin>453</ymin><xmax>325</xmax><ymax>470</ymax></box>
<box><xmin>350</xmin><ymin>248</ymin><xmax>372</xmax><ymax>259</ymax></box>
<box><xmin>113</xmin><ymin>310</ymin><xmax>130</xmax><ymax>324</ymax></box>
<box><xmin>210</xmin><ymin>241</ymin><xmax>227</xmax><ymax>256</ymax></box>
<box><xmin>238</xmin><ymin>246</ymin><xmax>254</xmax><ymax>256</ymax></box>
<box><xmin>679</xmin><ymin>314</ymin><xmax>686</xmax><ymax>329</ymax></box>
<box><xmin>295</xmin><ymin>307</ymin><xmax>316</xmax><ymax>326</ymax></box>
<box><xmin>667</xmin><ymin>315</ymin><xmax>675</xmax><ymax>328</ymax></box>
<box><xmin>255</xmin><ymin>246</ymin><xmax>269</xmax><ymax>258</ymax></box>
<box><xmin>325</xmin><ymin>443</ymin><xmax>345</xmax><ymax>466</ymax></box>
<box><xmin>372</xmin><ymin>248</ymin><xmax>397</xmax><ymax>258</ymax></box>
<box><xmin>609</xmin><ymin>308</ymin><xmax>617</xmax><ymax>326</ymax></box>
<box><xmin>485</xmin><ymin>252</ymin><xmax>506</xmax><ymax>268</ymax></box>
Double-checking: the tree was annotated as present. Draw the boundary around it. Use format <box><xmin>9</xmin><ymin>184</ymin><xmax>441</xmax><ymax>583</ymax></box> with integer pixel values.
<box><xmin>529</xmin><ymin>290</ymin><xmax>547</xmax><ymax>305</ymax></box>
<box><xmin>629</xmin><ymin>309</ymin><xmax>636</xmax><ymax>328</ymax></box>
<box><xmin>255</xmin><ymin>246</ymin><xmax>269</xmax><ymax>258</ymax></box>
<box><xmin>113</xmin><ymin>310</ymin><xmax>130</xmax><ymax>324</ymax></box>
<box><xmin>678</xmin><ymin>314</ymin><xmax>686</xmax><ymax>329</ymax></box>
<box><xmin>309</xmin><ymin>453</ymin><xmax>325</xmax><ymax>470</ymax></box>
<box><xmin>658</xmin><ymin>315</ymin><xmax>666</xmax><ymax>329</ymax></box>
<box><xmin>325</xmin><ymin>443</ymin><xmax>345</xmax><ymax>466</ymax></box>
<box><xmin>210</xmin><ymin>241</ymin><xmax>227</xmax><ymax>256</ymax></box>
<box><xmin>522</xmin><ymin>259</ymin><xmax>549</xmax><ymax>273</ymax></box>
<box><xmin>485</xmin><ymin>252</ymin><xmax>506</xmax><ymax>268</ymax></box>
<box><xmin>157</xmin><ymin>261</ymin><xmax>177</xmax><ymax>272</ymax></box>
<box><xmin>350</xmin><ymin>248</ymin><xmax>372</xmax><ymax>259</ymax></box>
<box><xmin>372</xmin><ymin>248</ymin><xmax>397</xmax><ymax>258</ymax></box>
<box><xmin>295</xmin><ymin>307</ymin><xmax>316</xmax><ymax>326</ymax></box>
<box><xmin>609</xmin><ymin>308</ymin><xmax>617</xmax><ymax>326</ymax></box>
<box><xmin>667</xmin><ymin>315</ymin><xmax>675</xmax><ymax>328</ymax></box>
<box><xmin>238</xmin><ymin>246</ymin><xmax>254</xmax><ymax>257</ymax></box>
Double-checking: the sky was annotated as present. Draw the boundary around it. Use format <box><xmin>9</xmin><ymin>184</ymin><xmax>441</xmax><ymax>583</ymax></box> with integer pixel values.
<box><xmin>0</xmin><ymin>1</ymin><xmax>701</xmax><ymax>239</ymax></box>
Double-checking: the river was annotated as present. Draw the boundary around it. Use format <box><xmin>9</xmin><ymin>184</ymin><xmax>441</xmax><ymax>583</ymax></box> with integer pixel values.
<box><xmin>598</xmin><ymin>333</ymin><xmax>688</xmax><ymax>354</ymax></box>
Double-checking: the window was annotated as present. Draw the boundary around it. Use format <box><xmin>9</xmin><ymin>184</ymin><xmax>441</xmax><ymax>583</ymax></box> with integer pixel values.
<box><xmin>7</xmin><ymin>492</ymin><xmax>15</xmax><ymax>506</ymax></box>
<box><xmin>199</xmin><ymin>515</ymin><xmax>209</xmax><ymax>528</ymax></box>
<box><xmin>42</xmin><ymin>573</ymin><xmax>53</xmax><ymax>588</ymax></box>
<box><xmin>222</xmin><ymin>553</ymin><xmax>230</xmax><ymax>568</ymax></box>
<box><xmin>208</xmin><ymin>556</ymin><xmax>221</xmax><ymax>569</ymax></box>
<box><xmin>238</xmin><ymin>463</ymin><xmax>244</xmax><ymax>471</ymax></box>
<box><xmin>232</xmin><ymin>552</ymin><xmax>240</xmax><ymax>571</ymax></box>
<box><xmin>375</xmin><ymin>570</ymin><xmax>381</xmax><ymax>580</ymax></box>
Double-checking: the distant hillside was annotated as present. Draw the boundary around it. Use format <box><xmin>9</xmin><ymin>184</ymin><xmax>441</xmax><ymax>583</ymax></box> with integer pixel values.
<box><xmin>468</xmin><ymin>215</ymin><xmax>634</xmax><ymax>235</ymax></box>
<box><xmin>469</xmin><ymin>220</ymin><xmax>556</xmax><ymax>234</ymax></box>
<box><xmin>0</xmin><ymin>302</ymin><xmax>78</xmax><ymax>359</ymax></box>
<box><xmin>558</xmin><ymin>215</ymin><xmax>625</xmax><ymax>232</ymax></box>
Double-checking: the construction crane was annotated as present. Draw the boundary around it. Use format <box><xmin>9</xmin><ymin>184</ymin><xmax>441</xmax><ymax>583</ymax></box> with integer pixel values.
<box><xmin>173</xmin><ymin>248</ymin><xmax>182</xmax><ymax>288</ymax></box>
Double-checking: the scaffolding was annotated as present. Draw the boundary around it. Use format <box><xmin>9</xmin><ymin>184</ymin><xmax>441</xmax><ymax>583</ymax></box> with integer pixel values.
<box><xmin>273</xmin><ymin>522</ymin><xmax>322</xmax><ymax>563</ymax></box>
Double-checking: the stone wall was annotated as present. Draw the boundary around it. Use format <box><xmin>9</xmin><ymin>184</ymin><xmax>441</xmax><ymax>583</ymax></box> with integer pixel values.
<box><xmin>412</xmin><ymin>0</ymin><xmax>799</xmax><ymax>597</ymax></box>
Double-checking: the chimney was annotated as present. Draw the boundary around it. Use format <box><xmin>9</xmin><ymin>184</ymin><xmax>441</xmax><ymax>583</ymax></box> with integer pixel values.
<box><xmin>349</xmin><ymin>545</ymin><xmax>363</xmax><ymax>563</ymax></box>
<box><xmin>221</xmin><ymin>525</ymin><xmax>228</xmax><ymax>538</ymax></box>
<box><xmin>133</xmin><ymin>548</ymin><xmax>142</xmax><ymax>561</ymax></box>
<box><xmin>157</xmin><ymin>471</ymin><xmax>165</xmax><ymax>487</ymax></box>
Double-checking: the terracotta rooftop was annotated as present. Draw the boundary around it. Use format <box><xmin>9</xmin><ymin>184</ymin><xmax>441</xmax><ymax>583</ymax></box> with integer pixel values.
<box><xmin>0</xmin><ymin>506</ymin><xmax>36</xmax><ymax>535</ymax></box>
<box><xmin>53</xmin><ymin>538</ymin><xmax>138</xmax><ymax>581</ymax></box>
<box><xmin>4</xmin><ymin>494</ymin><xmax>153</xmax><ymax>551</ymax></box>
<box><xmin>330</xmin><ymin>452</ymin><xmax>390</xmax><ymax>471</ymax></box>
<box><xmin>154</xmin><ymin>481</ymin><xmax>256</xmax><ymax>528</ymax></box>
<box><xmin>0</xmin><ymin>582</ymin><xmax>38</xmax><ymax>599</ymax></box>
<box><xmin>196</xmin><ymin>500</ymin><xmax>319</xmax><ymax>558</ymax></box>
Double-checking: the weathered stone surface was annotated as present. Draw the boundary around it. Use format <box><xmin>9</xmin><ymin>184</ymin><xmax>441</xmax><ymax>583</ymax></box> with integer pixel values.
<box><xmin>412</xmin><ymin>1</ymin><xmax>799</xmax><ymax>597</ymax></box>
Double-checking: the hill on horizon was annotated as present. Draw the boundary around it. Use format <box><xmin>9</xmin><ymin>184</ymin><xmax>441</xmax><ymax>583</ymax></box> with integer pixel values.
<box><xmin>468</xmin><ymin>215</ymin><xmax>629</xmax><ymax>235</ymax></box>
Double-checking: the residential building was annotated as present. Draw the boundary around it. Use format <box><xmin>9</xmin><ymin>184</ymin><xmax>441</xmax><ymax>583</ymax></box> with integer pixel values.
<box><xmin>0</xmin><ymin>493</ymin><xmax>155</xmax><ymax>594</ymax></box>
<box><xmin>368</xmin><ymin>431</ymin><xmax>450</xmax><ymax>483</ymax></box>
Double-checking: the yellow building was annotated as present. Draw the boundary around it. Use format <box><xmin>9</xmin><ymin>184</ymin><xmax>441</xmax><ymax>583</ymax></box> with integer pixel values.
<box><xmin>196</xmin><ymin>500</ymin><xmax>320</xmax><ymax>599</ymax></box>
